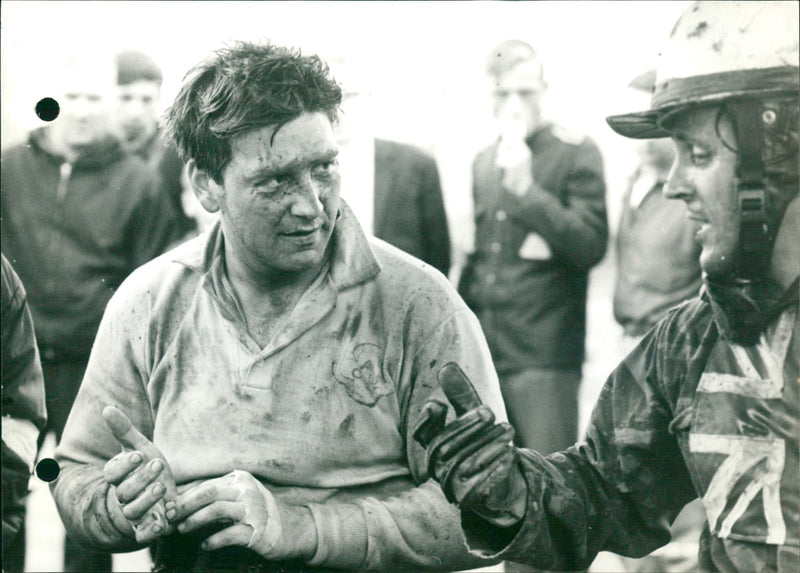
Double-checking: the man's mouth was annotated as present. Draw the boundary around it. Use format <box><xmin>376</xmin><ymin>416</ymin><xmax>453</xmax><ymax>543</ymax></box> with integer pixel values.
<box><xmin>686</xmin><ymin>208</ymin><xmax>708</xmax><ymax>223</ymax></box>
<box><xmin>281</xmin><ymin>227</ymin><xmax>319</xmax><ymax>238</ymax></box>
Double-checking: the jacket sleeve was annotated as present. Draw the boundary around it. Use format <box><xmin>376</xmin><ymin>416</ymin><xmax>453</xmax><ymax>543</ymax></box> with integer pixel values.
<box><xmin>417</xmin><ymin>154</ymin><xmax>452</xmax><ymax>277</ymax></box>
<box><xmin>1</xmin><ymin>255</ymin><xmax>46</xmax><ymax>548</ymax></box>
<box><xmin>458</xmin><ymin>318</ymin><xmax>699</xmax><ymax>570</ymax></box>
<box><xmin>50</xmin><ymin>278</ymin><xmax>156</xmax><ymax>552</ymax></box>
<box><xmin>304</xmin><ymin>307</ymin><xmax>508</xmax><ymax>571</ymax></box>
<box><xmin>501</xmin><ymin>138</ymin><xmax>608</xmax><ymax>270</ymax></box>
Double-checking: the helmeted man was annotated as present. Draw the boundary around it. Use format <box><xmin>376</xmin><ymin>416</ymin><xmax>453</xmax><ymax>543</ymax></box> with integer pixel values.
<box><xmin>414</xmin><ymin>3</ymin><xmax>799</xmax><ymax>572</ymax></box>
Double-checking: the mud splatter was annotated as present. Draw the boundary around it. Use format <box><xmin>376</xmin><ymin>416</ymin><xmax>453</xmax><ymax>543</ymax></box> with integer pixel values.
<box><xmin>687</xmin><ymin>21</ymin><xmax>708</xmax><ymax>38</ymax></box>
<box><xmin>337</xmin><ymin>413</ymin><xmax>356</xmax><ymax>438</ymax></box>
<box><xmin>233</xmin><ymin>384</ymin><xmax>254</xmax><ymax>401</ymax></box>
<box><xmin>349</xmin><ymin>312</ymin><xmax>362</xmax><ymax>338</ymax></box>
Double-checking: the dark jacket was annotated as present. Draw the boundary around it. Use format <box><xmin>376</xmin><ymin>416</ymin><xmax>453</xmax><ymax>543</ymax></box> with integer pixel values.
<box><xmin>132</xmin><ymin>129</ymin><xmax>196</xmax><ymax>240</ymax></box>
<box><xmin>469</xmin><ymin>282</ymin><xmax>799</xmax><ymax>572</ymax></box>
<box><xmin>1</xmin><ymin>129</ymin><xmax>185</xmax><ymax>359</ymax></box>
<box><xmin>459</xmin><ymin>124</ymin><xmax>607</xmax><ymax>371</ymax></box>
<box><xmin>374</xmin><ymin>139</ymin><xmax>451</xmax><ymax>276</ymax></box>
<box><xmin>1</xmin><ymin>254</ymin><xmax>46</xmax><ymax>548</ymax></box>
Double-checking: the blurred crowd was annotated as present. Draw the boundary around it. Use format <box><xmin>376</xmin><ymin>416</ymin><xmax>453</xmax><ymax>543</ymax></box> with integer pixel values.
<box><xmin>1</xmin><ymin>29</ymin><xmax>711</xmax><ymax>573</ymax></box>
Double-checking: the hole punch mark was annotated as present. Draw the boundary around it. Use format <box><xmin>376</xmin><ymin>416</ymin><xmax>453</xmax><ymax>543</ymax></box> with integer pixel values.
<box><xmin>36</xmin><ymin>457</ymin><xmax>60</xmax><ymax>482</ymax></box>
<box><xmin>35</xmin><ymin>98</ymin><xmax>60</xmax><ymax>122</ymax></box>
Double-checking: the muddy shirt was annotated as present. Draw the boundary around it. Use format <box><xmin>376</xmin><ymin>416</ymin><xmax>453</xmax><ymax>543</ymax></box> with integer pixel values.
<box><xmin>52</xmin><ymin>204</ymin><xmax>506</xmax><ymax>570</ymax></box>
<box><xmin>469</xmin><ymin>288</ymin><xmax>799</xmax><ymax>573</ymax></box>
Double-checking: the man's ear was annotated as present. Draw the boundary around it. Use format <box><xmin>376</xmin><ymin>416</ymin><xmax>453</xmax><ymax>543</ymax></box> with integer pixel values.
<box><xmin>186</xmin><ymin>160</ymin><xmax>222</xmax><ymax>213</ymax></box>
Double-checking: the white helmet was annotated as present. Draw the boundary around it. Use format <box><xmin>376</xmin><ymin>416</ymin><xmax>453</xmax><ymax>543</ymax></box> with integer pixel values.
<box><xmin>607</xmin><ymin>1</ymin><xmax>799</xmax><ymax>139</ymax></box>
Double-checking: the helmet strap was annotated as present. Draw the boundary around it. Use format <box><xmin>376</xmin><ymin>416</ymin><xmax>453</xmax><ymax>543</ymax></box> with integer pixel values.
<box><xmin>729</xmin><ymin>99</ymin><xmax>771</xmax><ymax>283</ymax></box>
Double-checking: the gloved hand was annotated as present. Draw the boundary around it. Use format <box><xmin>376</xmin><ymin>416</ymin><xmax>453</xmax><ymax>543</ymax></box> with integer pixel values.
<box><xmin>413</xmin><ymin>363</ymin><xmax>527</xmax><ymax>528</ymax></box>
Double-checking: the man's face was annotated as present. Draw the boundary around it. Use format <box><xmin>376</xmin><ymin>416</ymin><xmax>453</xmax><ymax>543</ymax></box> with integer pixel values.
<box><xmin>490</xmin><ymin>60</ymin><xmax>546</xmax><ymax>136</ymax></box>
<box><xmin>54</xmin><ymin>67</ymin><xmax>115</xmax><ymax>149</ymax></box>
<box><xmin>212</xmin><ymin>111</ymin><xmax>341</xmax><ymax>277</ymax></box>
<box><xmin>116</xmin><ymin>81</ymin><xmax>161</xmax><ymax>151</ymax></box>
<box><xmin>664</xmin><ymin>106</ymin><xmax>739</xmax><ymax>279</ymax></box>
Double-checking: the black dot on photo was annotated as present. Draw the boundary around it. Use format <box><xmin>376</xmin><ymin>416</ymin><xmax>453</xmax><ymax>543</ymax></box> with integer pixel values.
<box><xmin>36</xmin><ymin>457</ymin><xmax>60</xmax><ymax>482</ymax></box>
<box><xmin>35</xmin><ymin>97</ymin><xmax>60</xmax><ymax>122</ymax></box>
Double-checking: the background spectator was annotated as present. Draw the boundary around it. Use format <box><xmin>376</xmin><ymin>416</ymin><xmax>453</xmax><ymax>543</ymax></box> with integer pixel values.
<box><xmin>613</xmin><ymin>69</ymin><xmax>702</xmax><ymax>346</ymax></box>
<box><xmin>331</xmin><ymin>54</ymin><xmax>452</xmax><ymax>275</ymax></box>
<box><xmin>114</xmin><ymin>49</ymin><xmax>197</xmax><ymax>242</ymax></box>
<box><xmin>458</xmin><ymin>40</ymin><xmax>607</xmax><ymax>462</ymax></box>
<box><xmin>0</xmin><ymin>50</ymin><xmax>185</xmax><ymax>572</ymax></box>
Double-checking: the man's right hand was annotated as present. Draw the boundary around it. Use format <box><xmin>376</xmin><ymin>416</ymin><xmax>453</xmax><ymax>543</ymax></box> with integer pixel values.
<box><xmin>413</xmin><ymin>363</ymin><xmax>528</xmax><ymax>528</ymax></box>
<box><xmin>102</xmin><ymin>406</ymin><xmax>178</xmax><ymax>544</ymax></box>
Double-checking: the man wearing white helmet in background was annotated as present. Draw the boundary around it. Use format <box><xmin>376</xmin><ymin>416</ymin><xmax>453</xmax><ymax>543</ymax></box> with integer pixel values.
<box><xmin>413</xmin><ymin>3</ymin><xmax>799</xmax><ymax>571</ymax></box>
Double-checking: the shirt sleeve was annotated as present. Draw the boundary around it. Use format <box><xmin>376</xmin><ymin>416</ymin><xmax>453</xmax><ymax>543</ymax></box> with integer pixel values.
<box><xmin>305</xmin><ymin>307</ymin><xmax>508</xmax><ymax>570</ymax></box>
<box><xmin>459</xmin><ymin>318</ymin><xmax>699</xmax><ymax>570</ymax></box>
<box><xmin>50</xmin><ymin>278</ymin><xmax>155</xmax><ymax>551</ymax></box>
<box><xmin>501</xmin><ymin>138</ymin><xmax>608</xmax><ymax>270</ymax></box>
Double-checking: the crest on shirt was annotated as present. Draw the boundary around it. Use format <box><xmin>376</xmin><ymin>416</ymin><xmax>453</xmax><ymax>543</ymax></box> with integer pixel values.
<box><xmin>332</xmin><ymin>342</ymin><xmax>392</xmax><ymax>406</ymax></box>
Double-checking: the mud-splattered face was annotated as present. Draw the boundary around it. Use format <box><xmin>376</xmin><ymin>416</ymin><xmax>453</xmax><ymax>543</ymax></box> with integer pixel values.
<box><xmin>204</xmin><ymin>112</ymin><xmax>341</xmax><ymax>278</ymax></box>
<box><xmin>664</xmin><ymin>106</ymin><xmax>739</xmax><ymax>279</ymax></box>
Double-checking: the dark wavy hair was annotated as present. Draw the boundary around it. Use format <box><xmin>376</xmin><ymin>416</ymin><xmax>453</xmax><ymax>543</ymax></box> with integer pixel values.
<box><xmin>163</xmin><ymin>41</ymin><xmax>342</xmax><ymax>184</ymax></box>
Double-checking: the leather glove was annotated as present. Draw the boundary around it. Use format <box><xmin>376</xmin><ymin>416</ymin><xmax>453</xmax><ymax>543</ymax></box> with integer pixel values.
<box><xmin>413</xmin><ymin>363</ymin><xmax>527</xmax><ymax>528</ymax></box>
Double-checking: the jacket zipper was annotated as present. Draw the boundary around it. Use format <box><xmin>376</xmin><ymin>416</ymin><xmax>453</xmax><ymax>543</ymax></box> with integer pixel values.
<box><xmin>56</xmin><ymin>162</ymin><xmax>72</xmax><ymax>201</ymax></box>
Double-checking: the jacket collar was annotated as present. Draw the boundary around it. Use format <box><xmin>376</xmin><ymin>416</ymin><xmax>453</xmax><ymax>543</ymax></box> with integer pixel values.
<box><xmin>29</xmin><ymin>127</ymin><xmax>125</xmax><ymax>168</ymax></box>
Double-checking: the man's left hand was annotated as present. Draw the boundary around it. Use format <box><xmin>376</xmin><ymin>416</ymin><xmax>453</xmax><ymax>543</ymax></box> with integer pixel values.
<box><xmin>165</xmin><ymin>470</ymin><xmax>317</xmax><ymax>560</ymax></box>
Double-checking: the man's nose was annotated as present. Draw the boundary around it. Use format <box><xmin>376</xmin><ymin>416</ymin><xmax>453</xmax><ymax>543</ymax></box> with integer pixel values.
<box><xmin>503</xmin><ymin>93</ymin><xmax>526</xmax><ymax>117</ymax></box>
<box><xmin>663</xmin><ymin>159</ymin><xmax>693</xmax><ymax>201</ymax></box>
<box><xmin>291</xmin><ymin>174</ymin><xmax>324</xmax><ymax>218</ymax></box>
<box><xmin>71</xmin><ymin>97</ymin><xmax>94</xmax><ymax>119</ymax></box>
